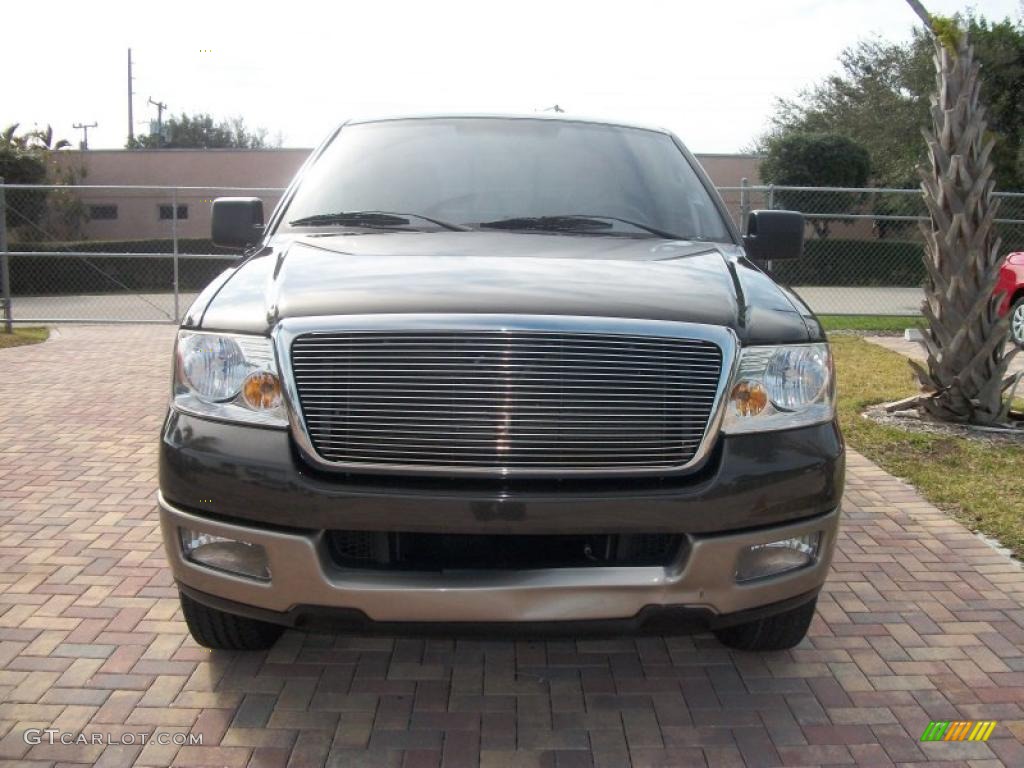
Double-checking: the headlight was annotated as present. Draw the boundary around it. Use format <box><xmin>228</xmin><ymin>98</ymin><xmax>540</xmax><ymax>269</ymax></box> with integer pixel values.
<box><xmin>722</xmin><ymin>343</ymin><xmax>834</xmax><ymax>433</ymax></box>
<box><xmin>172</xmin><ymin>331</ymin><xmax>287</xmax><ymax>427</ymax></box>
<box><xmin>180</xmin><ymin>334</ymin><xmax>248</xmax><ymax>401</ymax></box>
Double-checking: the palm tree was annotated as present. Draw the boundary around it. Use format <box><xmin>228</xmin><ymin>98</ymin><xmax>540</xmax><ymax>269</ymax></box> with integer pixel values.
<box><xmin>1</xmin><ymin>124</ymin><xmax>71</xmax><ymax>151</ymax></box>
<box><xmin>898</xmin><ymin>0</ymin><xmax>1020</xmax><ymax>425</ymax></box>
<box><xmin>2</xmin><ymin>123</ymin><xmax>26</xmax><ymax>149</ymax></box>
<box><xmin>27</xmin><ymin>125</ymin><xmax>70</xmax><ymax>151</ymax></box>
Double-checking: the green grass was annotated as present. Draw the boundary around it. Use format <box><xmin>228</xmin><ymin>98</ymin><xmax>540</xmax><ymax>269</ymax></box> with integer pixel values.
<box><xmin>819</xmin><ymin>315</ymin><xmax>923</xmax><ymax>333</ymax></box>
<box><xmin>0</xmin><ymin>327</ymin><xmax>49</xmax><ymax>349</ymax></box>
<box><xmin>832</xmin><ymin>335</ymin><xmax>1024</xmax><ymax>556</ymax></box>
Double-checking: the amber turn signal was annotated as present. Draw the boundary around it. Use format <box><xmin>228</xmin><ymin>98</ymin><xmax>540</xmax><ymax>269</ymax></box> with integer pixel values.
<box><xmin>730</xmin><ymin>380</ymin><xmax>768</xmax><ymax>417</ymax></box>
<box><xmin>242</xmin><ymin>372</ymin><xmax>282</xmax><ymax>409</ymax></box>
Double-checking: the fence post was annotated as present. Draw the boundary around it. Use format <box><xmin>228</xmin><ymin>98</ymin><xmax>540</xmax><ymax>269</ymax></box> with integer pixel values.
<box><xmin>172</xmin><ymin>187</ymin><xmax>180</xmax><ymax>323</ymax></box>
<box><xmin>0</xmin><ymin>177</ymin><xmax>11</xmax><ymax>334</ymax></box>
<box><xmin>739</xmin><ymin>177</ymin><xmax>750</xmax><ymax>230</ymax></box>
<box><xmin>764</xmin><ymin>184</ymin><xmax>777</xmax><ymax>274</ymax></box>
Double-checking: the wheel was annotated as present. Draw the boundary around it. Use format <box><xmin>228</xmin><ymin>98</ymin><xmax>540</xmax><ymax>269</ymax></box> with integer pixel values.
<box><xmin>179</xmin><ymin>590</ymin><xmax>283</xmax><ymax>650</ymax></box>
<box><xmin>1010</xmin><ymin>296</ymin><xmax>1024</xmax><ymax>348</ymax></box>
<box><xmin>713</xmin><ymin>597</ymin><xmax>817</xmax><ymax>651</ymax></box>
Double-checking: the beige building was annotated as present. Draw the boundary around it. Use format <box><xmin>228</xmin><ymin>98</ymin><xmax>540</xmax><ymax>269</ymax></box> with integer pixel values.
<box><xmin>48</xmin><ymin>149</ymin><xmax>762</xmax><ymax>242</ymax></box>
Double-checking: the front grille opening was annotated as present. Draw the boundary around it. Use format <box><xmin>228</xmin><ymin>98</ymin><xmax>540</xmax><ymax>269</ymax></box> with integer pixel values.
<box><xmin>290</xmin><ymin>330</ymin><xmax>724</xmax><ymax>474</ymax></box>
<box><xmin>327</xmin><ymin>531</ymin><xmax>684</xmax><ymax>571</ymax></box>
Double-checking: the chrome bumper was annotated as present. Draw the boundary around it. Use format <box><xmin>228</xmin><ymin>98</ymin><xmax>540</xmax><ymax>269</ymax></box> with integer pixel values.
<box><xmin>159</xmin><ymin>493</ymin><xmax>839</xmax><ymax>622</ymax></box>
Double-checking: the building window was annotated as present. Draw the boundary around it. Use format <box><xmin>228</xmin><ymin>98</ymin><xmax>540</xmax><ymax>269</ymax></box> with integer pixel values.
<box><xmin>159</xmin><ymin>204</ymin><xmax>189</xmax><ymax>220</ymax></box>
<box><xmin>88</xmin><ymin>204</ymin><xmax>118</xmax><ymax>220</ymax></box>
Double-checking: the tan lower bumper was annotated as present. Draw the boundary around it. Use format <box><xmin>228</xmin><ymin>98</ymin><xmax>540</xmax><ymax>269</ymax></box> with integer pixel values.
<box><xmin>159</xmin><ymin>493</ymin><xmax>839</xmax><ymax>622</ymax></box>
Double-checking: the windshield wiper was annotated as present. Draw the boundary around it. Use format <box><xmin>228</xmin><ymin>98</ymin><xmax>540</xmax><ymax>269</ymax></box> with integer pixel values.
<box><xmin>478</xmin><ymin>214</ymin><xmax>683</xmax><ymax>240</ymax></box>
<box><xmin>289</xmin><ymin>211</ymin><xmax>470</xmax><ymax>232</ymax></box>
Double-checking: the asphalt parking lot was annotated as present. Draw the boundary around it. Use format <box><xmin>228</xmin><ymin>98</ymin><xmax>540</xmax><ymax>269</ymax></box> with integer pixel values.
<box><xmin>1</xmin><ymin>326</ymin><xmax>1023</xmax><ymax>768</ymax></box>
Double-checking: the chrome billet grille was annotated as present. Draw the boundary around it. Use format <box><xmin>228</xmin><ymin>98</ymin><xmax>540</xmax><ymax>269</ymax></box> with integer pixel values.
<box><xmin>290</xmin><ymin>331</ymin><xmax>724</xmax><ymax>473</ymax></box>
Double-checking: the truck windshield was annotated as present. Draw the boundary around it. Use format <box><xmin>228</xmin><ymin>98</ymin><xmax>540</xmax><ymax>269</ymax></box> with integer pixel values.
<box><xmin>279</xmin><ymin>118</ymin><xmax>732</xmax><ymax>242</ymax></box>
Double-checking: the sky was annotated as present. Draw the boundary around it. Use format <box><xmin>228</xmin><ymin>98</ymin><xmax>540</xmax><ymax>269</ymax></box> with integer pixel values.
<box><xmin>3</xmin><ymin>0</ymin><xmax>1021</xmax><ymax>153</ymax></box>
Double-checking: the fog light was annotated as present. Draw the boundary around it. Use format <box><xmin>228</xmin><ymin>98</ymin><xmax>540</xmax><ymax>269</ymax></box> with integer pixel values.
<box><xmin>735</xmin><ymin>532</ymin><xmax>821</xmax><ymax>583</ymax></box>
<box><xmin>180</xmin><ymin>528</ymin><xmax>270</xmax><ymax>581</ymax></box>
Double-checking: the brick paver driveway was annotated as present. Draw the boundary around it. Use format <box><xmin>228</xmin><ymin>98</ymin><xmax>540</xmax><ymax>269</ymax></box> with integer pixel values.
<box><xmin>2</xmin><ymin>326</ymin><xmax>1023</xmax><ymax>768</ymax></box>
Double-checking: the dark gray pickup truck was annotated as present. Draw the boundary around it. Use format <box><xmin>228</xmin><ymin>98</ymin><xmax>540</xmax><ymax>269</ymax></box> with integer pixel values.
<box><xmin>159</xmin><ymin>115</ymin><xmax>844</xmax><ymax>651</ymax></box>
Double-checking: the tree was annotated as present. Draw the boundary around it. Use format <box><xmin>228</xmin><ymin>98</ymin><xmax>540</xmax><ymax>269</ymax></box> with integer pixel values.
<box><xmin>128</xmin><ymin>112</ymin><xmax>279</xmax><ymax>149</ymax></box>
<box><xmin>2</xmin><ymin>123</ymin><xmax>71</xmax><ymax>153</ymax></box>
<box><xmin>0</xmin><ymin>124</ymin><xmax>76</xmax><ymax>236</ymax></box>
<box><xmin>760</xmin><ymin>12</ymin><xmax>1024</xmax><ymax>191</ymax></box>
<box><xmin>26</xmin><ymin>124</ymin><xmax>71</xmax><ymax>151</ymax></box>
<box><xmin>896</xmin><ymin>2</ymin><xmax>1020</xmax><ymax>426</ymax></box>
<box><xmin>1</xmin><ymin>126</ymin><xmax>48</xmax><ymax>185</ymax></box>
<box><xmin>759</xmin><ymin>133</ymin><xmax>871</xmax><ymax>237</ymax></box>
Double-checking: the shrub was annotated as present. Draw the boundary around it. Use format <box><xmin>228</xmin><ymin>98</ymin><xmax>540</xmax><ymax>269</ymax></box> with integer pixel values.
<box><xmin>772</xmin><ymin>239</ymin><xmax>927</xmax><ymax>286</ymax></box>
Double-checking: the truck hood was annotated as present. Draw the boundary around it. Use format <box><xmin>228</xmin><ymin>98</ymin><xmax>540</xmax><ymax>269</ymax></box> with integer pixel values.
<box><xmin>195</xmin><ymin>232</ymin><xmax>820</xmax><ymax>344</ymax></box>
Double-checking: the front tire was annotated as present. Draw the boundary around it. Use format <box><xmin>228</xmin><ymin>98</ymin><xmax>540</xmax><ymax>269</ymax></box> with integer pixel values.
<box><xmin>1010</xmin><ymin>296</ymin><xmax>1024</xmax><ymax>348</ymax></box>
<box><xmin>179</xmin><ymin>590</ymin><xmax>283</xmax><ymax>650</ymax></box>
<box><xmin>713</xmin><ymin>597</ymin><xmax>817</xmax><ymax>651</ymax></box>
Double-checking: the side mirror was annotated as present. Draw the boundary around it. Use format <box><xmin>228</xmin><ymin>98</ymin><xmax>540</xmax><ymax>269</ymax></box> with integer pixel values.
<box><xmin>743</xmin><ymin>210</ymin><xmax>804</xmax><ymax>262</ymax></box>
<box><xmin>212</xmin><ymin>197</ymin><xmax>264</xmax><ymax>250</ymax></box>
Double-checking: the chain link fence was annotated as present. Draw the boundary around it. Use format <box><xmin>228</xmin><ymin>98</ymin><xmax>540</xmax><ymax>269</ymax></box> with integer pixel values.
<box><xmin>0</xmin><ymin>184</ymin><xmax>284</xmax><ymax>325</ymax></box>
<box><xmin>719</xmin><ymin>182</ymin><xmax>1024</xmax><ymax>316</ymax></box>
<box><xmin>1</xmin><ymin>182</ymin><xmax>1023</xmax><ymax>325</ymax></box>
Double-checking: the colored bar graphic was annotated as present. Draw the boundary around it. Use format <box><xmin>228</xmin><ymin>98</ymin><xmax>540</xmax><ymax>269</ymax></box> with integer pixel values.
<box><xmin>920</xmin><ymin>721</ymin><xmax>948</xmax><ymax>741</ymax></box>
<box><xmin>920</xmin><ymin>721</ymin><xmax>996</xmax><ymax>742</ymax></box>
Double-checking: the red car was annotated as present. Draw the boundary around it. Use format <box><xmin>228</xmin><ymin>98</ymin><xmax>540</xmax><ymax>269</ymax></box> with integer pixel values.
<box><xmin>997</xmin><ymin>251</ymin><xmax>1024</xmax><ymax>347</ymax></box>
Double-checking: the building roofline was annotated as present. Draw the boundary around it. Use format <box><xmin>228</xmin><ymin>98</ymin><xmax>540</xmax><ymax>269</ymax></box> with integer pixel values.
<box><xmin>58</xmin><ymin>143</ymin><xmax>762</xmax><ymax>159</ymax></box>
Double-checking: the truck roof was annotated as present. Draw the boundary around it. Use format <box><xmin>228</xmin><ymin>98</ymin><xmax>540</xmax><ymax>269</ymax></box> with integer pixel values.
<box><xmin>340</xmin><ymin>112</ymin><xmax>674</xmax><ymax>136</ymax></box>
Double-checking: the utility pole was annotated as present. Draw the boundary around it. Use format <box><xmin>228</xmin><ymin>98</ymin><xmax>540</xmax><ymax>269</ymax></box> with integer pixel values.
<box><xmin>72</xmin><ymin>122</ymin><xmax>98</xmax><ymax>150</ymax></box>
<box><xmin>148</xmin><ymin>97</ymin><xmax>168</xmax><ymax>146</ymax></box>
<box><xmin>127</xmin><ymin>48</ymin><xmax>135</xmax><ymax>146</ymax></box>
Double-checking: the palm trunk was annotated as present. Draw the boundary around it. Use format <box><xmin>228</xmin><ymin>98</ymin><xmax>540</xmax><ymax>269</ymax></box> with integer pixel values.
<box><xmin>910</xmin><ymin>26</ymin><xmax>1020</xmax><ymax>425</ymax></box>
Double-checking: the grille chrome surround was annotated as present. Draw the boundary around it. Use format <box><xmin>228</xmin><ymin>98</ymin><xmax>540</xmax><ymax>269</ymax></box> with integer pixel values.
<box><xmin>275</xmin><ymin>315</ymin><xmax>739</xmax><ymax>477</ymax></box>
